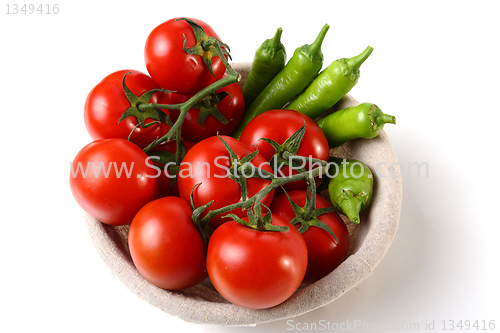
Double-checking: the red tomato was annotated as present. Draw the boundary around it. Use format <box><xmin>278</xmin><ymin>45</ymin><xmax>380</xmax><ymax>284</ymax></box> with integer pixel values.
<box><xmin>144</xmin><ymin>17</ymin><xmax>227</xmax><ymax>96</ymax></box>
<box><xmin>239</xmin><ymin>109</ymin><xmax>330</xmax><ymax>192</ymax></box>
<box><xmin>151</xmin><ymin>140</ymin><xmax>195</xmax><ymax>197</ymax></box>
<box><xmin>84</xmin><ymin>69</ymin><xmax>169</xmax><ymax>149</ymax></box>
<box><xmin>128</xmin><ymin>196</ymin><xmax>207</xmax><ymax>290</ymax></box>
<box><xmin>270</xmin><ymin>191</ymin><xmax>350</xmax><ymax>284</ymax></box>
<box><xmin>177</xmin><ymin>135</ymin><xmax>274</xmax><ymax>229</ymax></box>
<box><xmin>168</xmin><ymin>80</ymin><xmax>245</xmax><ymax>142</ymax></box>
<box><xmin>207</xmin><ymin>216</ymin><xmax>308</xmax><ymax>309</ymax></box>
<box><xmin>69</xmin><ymin>138</ymin><xmax>160</xmax><ymax>226</ymax></box>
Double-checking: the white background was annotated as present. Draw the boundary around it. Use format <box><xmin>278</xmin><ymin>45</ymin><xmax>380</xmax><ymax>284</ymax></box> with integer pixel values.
<box><xmin>1</xmin><ymin>0</ymin><xmax>499</xmax><ymax>332</ymax></box>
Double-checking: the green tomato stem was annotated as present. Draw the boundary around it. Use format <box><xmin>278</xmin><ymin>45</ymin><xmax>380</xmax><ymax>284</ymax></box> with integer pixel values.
<box><xmin>198</xmin><ymin>158</ymin><xmax>329</xmax><ymax>228</ymax></box>
<box><xmin>141</xmin><ymin>49</ymin><xmax>241</xmax><ymax>154</ymax></box>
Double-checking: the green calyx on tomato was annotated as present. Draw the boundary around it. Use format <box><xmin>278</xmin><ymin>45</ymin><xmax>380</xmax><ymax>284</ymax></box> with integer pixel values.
<box><xmin>192</xmin><ymin>91</ymin><xmax>231</xmax><ymax>127</ymax></box>
<box><xmin>206</xmin><ymin>213</ymin><xmax>307</xmax><ymax>309</ymax></box>
<box><xmin>180</xmin><ymin>135</ymin><xmax>275</xmax><ymax>230</ymax></box>
<box><xmin>147</xmin><ymin>140</ymin><xmax>192</xmax><ymax>195</ymax></box>
<box><xmin>145</xmin><ymin>17</ymin><xmax>229</xmax><ymax>96</ymax></box>
<box><xmin>187</xmin><ymin>134</ymin><xmax>276</xmax><ymax>231</ymax></box>
<box><xmin>84</xmin><ymin>69</ymin><xmax>171</xmax><ymax>149</ymax></box>
<box><xmin>260</xmin><ymin>122</ymin><xmax>309</xmax><ymax>174</ymax></box>
<box><xmin>189</xmin><ymin>135</ymin><xmax>331</xmax><ymax>234</ymax></box>
<box><xmin>281</xmin><ymin>179</ymin><xmax>339</xmax><ymax>243</ymax></box>
<box><xmin>147</xmin><ymin>144</ymin><xmax>185</xmax><ymax>168</ymax></box>
<box><xmin>176</xmin><ymin>18</ymin><xmax>231</xmax><ymax>80</ymax></box>
<box><xmin>270</xmin><ymin>184</ymin><xmax>350</xmax><ymax>285</ymax></box>
<box><xmin>217</xmin><ymin>134</ymin><xmax>274</xmax><ymax>201</ymax></box>
<box><xmin>224</xmin><ymin>204</ymin><xmax>289</xmax><ymax>232</ymax></box>
<box><xmin>118</xmin><ymin>72</ymin><xmax>172</xmax><ymax>129</ymax></box>
<box><xmin>238</xmin><ymin>109</ymin><xmax>330</xmax><ymax>193</ymax></box>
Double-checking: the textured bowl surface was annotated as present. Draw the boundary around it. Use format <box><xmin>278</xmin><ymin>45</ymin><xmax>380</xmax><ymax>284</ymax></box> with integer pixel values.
<box><xmin>84</xmin><ymin>62</ymin><xmax>402</xmax><ymax>326</ymax></box>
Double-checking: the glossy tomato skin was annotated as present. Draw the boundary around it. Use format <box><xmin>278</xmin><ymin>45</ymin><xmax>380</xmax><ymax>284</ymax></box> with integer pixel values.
<box><xmin>168</xmin><ymin>80</ymin><xmax>245</xmax><ymax>142</ymax></box>
<box><xmin>177</xmin><ymin>135</ymin><xmax>274</xmax><ymax>229</ymax></box>
<box><xmin>128</xmin><ymin>196</ymin><xmax>207</xmax><ymax>290</ymax></box>
<box><xmin>207</xmin><ymin>216</ymin><xmax>308</xmax><ymax>309</ymax></box>
<box><xmin>239</xmin><ymin>109</ymin><xmax>330</xmax><ymax>192</ymax></box>
<box><xmin>270</xmin><ymin>191</ymin><xmax>350</xmax><ymax>284</ymax></box>
<box><xmin>84</xmin><ymin>69</ymin><xmax>169</xmax><ymax>149</ymax></box>
<box><xmin>69</xmin><ymin>138</ymin><xmax>160</xmax><ymax>226</ymax></box>
<box><xmin>151</xmin><ymin>140</ymin><xmax>195</xmax><ymax>197</ymax></box>
<box><xmin>144</xmin><ymin>17</ymin><xmax>227</xmax><ymax>96</ymax></box>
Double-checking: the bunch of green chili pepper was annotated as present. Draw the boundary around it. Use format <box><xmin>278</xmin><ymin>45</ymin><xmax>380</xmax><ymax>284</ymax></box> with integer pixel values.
<box><xmin>231</xmin><ymin>24</ymin><xmax>398</xmax><ymax>225</ymax></box>
<box><xmin>233</xmin><ymin>23</ymin><xmax>330</xmax><ymax>138</ymax></box>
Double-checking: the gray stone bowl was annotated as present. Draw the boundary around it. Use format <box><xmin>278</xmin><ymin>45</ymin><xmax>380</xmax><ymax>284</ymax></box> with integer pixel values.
<box><xmin>84</xmin><ymin>62</ymin><xmax>402</xmax><ymax>326</ymax></box>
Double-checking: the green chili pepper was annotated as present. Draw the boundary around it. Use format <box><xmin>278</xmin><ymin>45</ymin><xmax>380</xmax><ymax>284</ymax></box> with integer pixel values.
<box><xmin>243</xmin><ymin>27</ymin><xmax>287</xmax><ymax>110</ymax></box>
<box><xmin>233</xmin><ymin>23</ymin><xmax>330</xmax><ymax>139</ymax></box>
<box><xmin>328</xmin><ymin>157</ymin><xmax>373</xmax><ymax>224</ymax></box>
<box><xmin>287</xmin><ymin>46</ymin><xmax>373</xmax><ymax>119</ymax></box>
<box><xmin>317</xmin><ymin>103</ymin><xmax>396</xmax><ymax>147</ymax></box>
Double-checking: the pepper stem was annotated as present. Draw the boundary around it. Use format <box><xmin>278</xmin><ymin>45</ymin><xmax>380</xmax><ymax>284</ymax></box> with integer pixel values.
<box><xmin>303</xmin><ymin>23</ymin><xmax>329</xmax><ymax>61</ymax></box>
<box><xmin>336</xmin><ymin>190</ymin><xmax>368</xmax><ymax>224</ymax></box>
<box><xmin>270</xmin><ymin>27</ymin><xmax>283</xmax><ymax>48</ymax></box>
<box><xmin>347</xmin><ymin>45</ymin><xmax>374</xmax><ymax>71</ymax></box>
<box><xmin>375</xmin><ymin>113</ymin><xmax>396</xmax><ymax>127</ymax></box>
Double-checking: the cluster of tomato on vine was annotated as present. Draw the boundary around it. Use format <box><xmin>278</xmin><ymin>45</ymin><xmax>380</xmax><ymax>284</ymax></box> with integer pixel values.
<box><xmin>70</xmin><ymin>17</ymin><xmax>357</xmax><ymax>310</ymax></box>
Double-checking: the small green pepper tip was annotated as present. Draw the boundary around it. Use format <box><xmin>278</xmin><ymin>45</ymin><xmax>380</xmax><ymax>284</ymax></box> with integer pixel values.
<box><xmin>376</xmin><ymin>113</ymin><xmax>396</xmax><ymax>126</ymax></box>
<box><xmin>274</xmin><ymin>27</ymin><xmax>283</xmax><ymax>40</ymax></box>
<box><xmin>266</xmin><ymin>27</ymin><xmax>284</xmax><ymax>50</ymax></box>
<box><xmin>370</xmin><ymin>104</ymin><xmax>396</xmax><ymax>130</ymax></box>
<box><xmin>307</xmin><ymin>23</ymin><xmax>330</xmax><ymax>56</ymax></box>
<box><xmin>336</xmin><ymin>190</ymin><xmax>366</xmax><ymax>224</ymax></box>
<box><xmin>347</xmin><ymin>45</ymin><xmax>374</xmax><ymax>71</ymax></box>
